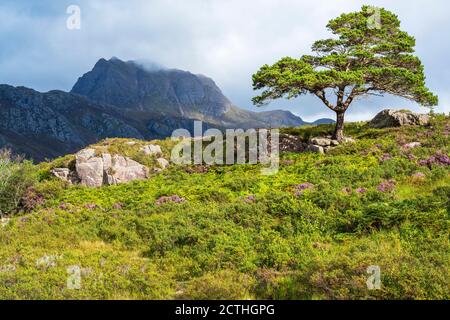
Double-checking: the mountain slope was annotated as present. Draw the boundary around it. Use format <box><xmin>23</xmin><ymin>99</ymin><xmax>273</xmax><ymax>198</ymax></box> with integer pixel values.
<box><xmin>72</xmin><ymin>58</ymin><xmax>233</xmax><ymax>118</ymax></box>
<box><xmin>0</xmin><ymin>57</ymin><xmax>333</xmax><ymax>161</ymax></box>
<box><xmin>71</xmin><ymin>58</ymin><xmax>327</xmax><ymax>129</ymax></box>
<box><xmin>0</xmin><ymin>85</ymin><xmax>143</xmax><ymax>161</ymax></box>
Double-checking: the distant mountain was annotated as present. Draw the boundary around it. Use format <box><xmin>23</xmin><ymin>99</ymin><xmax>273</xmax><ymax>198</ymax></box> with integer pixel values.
<box><xmin>312</xmin><ymin>118</ymin><xmax>336</xmax><ymax>125</ymax></box>
<box><xmin>0</xmin><ymin>57</ymin><xmax>333</xmax><ymax>161</ymax></box>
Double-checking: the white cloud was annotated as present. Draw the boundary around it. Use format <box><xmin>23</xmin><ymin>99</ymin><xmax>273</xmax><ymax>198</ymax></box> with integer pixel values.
<box><xmin>0</xmin><ymin>0</ymin><xmax>448</xmax><ymax>120</ymax></box>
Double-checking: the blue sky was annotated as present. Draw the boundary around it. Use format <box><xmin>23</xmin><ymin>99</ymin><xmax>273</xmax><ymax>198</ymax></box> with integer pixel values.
<box><xmin>0</xmin><ymin>0</ymin><xmax>449</xmax><ymax>121</ymax></box>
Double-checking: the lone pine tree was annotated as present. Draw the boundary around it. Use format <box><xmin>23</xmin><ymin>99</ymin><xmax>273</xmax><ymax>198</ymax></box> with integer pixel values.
<box><xmin>252</xmin><ymin>5</ymin><xmax>438</xmax><ymax>141</ymax></box>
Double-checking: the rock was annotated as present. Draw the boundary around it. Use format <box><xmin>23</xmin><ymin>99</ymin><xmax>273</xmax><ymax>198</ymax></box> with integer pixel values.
<box><xmin>307</xmin><ymin>145</ymin><xmax>324</xmax><ymax>154</ymax></box>
<box><xmin>51</xmin><ymin>168</ymin><xmax>70</xmax><ymax>181</ymax></box>
<box><xmin>103</xmin><ymin>155</ymin><xmax>149</xmax><ymax>185</ymax></box>
<box><xmin>125</xmin><ymin>141</ymin><xmax>137</xmax><ymax>146</ymax></box>
<box><xmin>140</xmin><ymin>144</ymin><xmax>162</xmax><ymax>156</ymax></box>
<box><xmin>330</xmin><ymin>140</ymin><xmax>340</xmax><ymax>146</ymax></box>
<box><xmin>310</xmin><ymin>137</ymin><xmax>333</xmax><ymax>147</ymax></box>
<box><xmin>51</xmin><ymin>168</ymin><xmax>79</xmax><ymax>184</ymax></box>
<box><xmin>305</xmin><ymin>136</ymin><xmax>352</xmax><ymax>153</ymax></box>
<box><xmin>75</xmin><ymin>148</ymin><xmax>148</xmax><ymax>187</ymax></box>
<box><xmin>369</xmin><ymin>109</ymin><xmax>430</xmax><ymax>128</ymax></box>
<box><xmin>76</xmin><ymin>150</ymin><xmax>104</xmax><ymax>187</ymax></box>
<box><xmin>76</xmin><ymin>148</ymin><xmax>96</xmax><ymax>162</ymax></box>
<box><xmin>156</xmin><ymin>158</ymin><xmax>170</xmax><ymax>169</ymax></box>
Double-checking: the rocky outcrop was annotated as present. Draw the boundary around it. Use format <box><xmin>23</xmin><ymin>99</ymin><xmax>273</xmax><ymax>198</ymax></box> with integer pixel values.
<box><xmin>75</xmin><ymin>149</ymin><xmax>105</xmax><ymax>187</ymax></box>
<box><xmin>53</xmin><ymin>148</ymin><xmax>149</xmax><ymax>187</ymax></box>
<box><xmin>156</xmin><ymin>158</ymin><xmax>170</xmax><ymax>169</ymax></box>
<box><xmin>306</xmin><ymin>136</ymin><xmax>355</xmax><ymax>154</ymax></box>
<box><xmin>310</xmin><ymin>137</ymin><xmax>340</xmax><ymax>147</ymax></box>
<box><xmin>369</xmin><ymin>109</ymin><xmax>430</xmax><ymax>128</ymax></box>
<box><xmin>277</xmin><ymin>134</ymin><xmax>355</xmax><ymax>154</ymax></box>
<box><xmin>306</xmin><ymin>144</ymin><xmax>325</xmax><ymax>154</ymax></box>
<box><xmin>50</xmin><ymin>168</ymin><xmax>79</xmax><ymax>184</ymax></box>
<box><xmin>76</xmin><ymin>149</ymin><xmax>149</xmax><ymax>187</ymax></box>
<box><xmin>102</xmin><ymin>153</ymin><xmax>149</xmax><ymax>186</ymax></box>
<box><xmin>51</xmin><ymin>142</ymin><xmax>174</xmax><ymax>187</ymax></box>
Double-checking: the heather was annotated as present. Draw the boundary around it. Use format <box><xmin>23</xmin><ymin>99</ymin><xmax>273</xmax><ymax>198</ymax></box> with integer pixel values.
<box><xmin>0</xmin><ymin>115</ymin><xmax>448</xmax><ymax>300</ymax></box>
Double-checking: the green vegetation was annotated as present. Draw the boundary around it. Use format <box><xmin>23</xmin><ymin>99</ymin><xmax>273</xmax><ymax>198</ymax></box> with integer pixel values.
<box><xmin>252</xmin><ymin>6</ymin><xmax>438</xmax><ymax>141</ymax></box>
<box><xmin>0</xmin><ymin>150</ymin><xmax>37</xmax><ymax>216</ymax></box>
<box><xmin>0</xmin><ymin>116</ymin><xmax>449</xmax><ymax>300</ymax></box>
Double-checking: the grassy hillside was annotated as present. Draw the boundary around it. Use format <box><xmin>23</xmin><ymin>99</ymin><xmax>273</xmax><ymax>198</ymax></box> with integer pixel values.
<box><xmin>0</xmin><ymin>115</ymin><xmax>449</xmax><ymax>300</ymax></box>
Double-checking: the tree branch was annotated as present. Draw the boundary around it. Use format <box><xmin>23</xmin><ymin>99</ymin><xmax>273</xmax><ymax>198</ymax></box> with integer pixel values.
<box><xmin>315</xmin><ymin>90</ymin><xmax>336</xmax><ymax>111</ymax></box>
<box><xmin>343</xmin><ymin>86</ymin><xmax>359</xmax><ymax>110</ymax></box>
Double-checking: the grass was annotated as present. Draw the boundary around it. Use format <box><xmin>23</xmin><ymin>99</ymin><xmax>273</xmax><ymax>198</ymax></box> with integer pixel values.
<box><xmin>0</xmin><ymin>115</ymin><xmax>448</xmax><ymax>300</ymax></box>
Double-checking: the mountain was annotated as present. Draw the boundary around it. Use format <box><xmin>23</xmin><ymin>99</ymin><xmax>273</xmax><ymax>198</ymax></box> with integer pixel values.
<box><xmin>71</xmin><ymin>58</ymin><xmax>322</xmax><ymax>129</ymax></box>
<box><xmin>312</xmin><ymin>118</ymin><xmax>337</xmax><ymax>125</ymax></box>
<box><xmin>72</xmin><ymin>58</ymin><xmax>233</xmax><ymax>118</ymax></box>
<box><xmin>0</xmin><ymin>85</ymin><xmax>143</xmax><ymax>161</ymax></box>
<box><xmin>0</xmin><ymin>57</ymin><xmax>333</xmax><ymax>161</ymax></box>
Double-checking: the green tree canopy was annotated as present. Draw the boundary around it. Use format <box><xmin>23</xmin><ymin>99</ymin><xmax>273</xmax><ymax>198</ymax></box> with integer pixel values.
<box><xmin>252</xmin><ymin>5</ymin><xmax>438</xmax><ymax>141</ymax></box>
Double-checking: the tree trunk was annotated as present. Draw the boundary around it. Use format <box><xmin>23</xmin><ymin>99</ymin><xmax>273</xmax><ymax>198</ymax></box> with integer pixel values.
<box><xmin>333</xmin><ymin>111</ymin><xmax>345</xmax><ymax>142</ymax></box>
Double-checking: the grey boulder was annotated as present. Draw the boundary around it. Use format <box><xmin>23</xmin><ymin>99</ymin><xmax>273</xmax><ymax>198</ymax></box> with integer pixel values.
<box><xmin>51</xmin><ymin>168</ymin><xmax>79</xmax><ymax>184</ymax></box>
<box><xmin>75</xmin><ymin>148</ymin><xmax>148</xmax><ymax>187</ymax></box>
<box><xmin>307</xmin><ymin>145</ymin><xmax>325</xmax><ymax>154</ymax></box>
<box><xmin>369</xmin><ymin>109</ymin><xmax>430</xmax><ymax>128</ymax></box>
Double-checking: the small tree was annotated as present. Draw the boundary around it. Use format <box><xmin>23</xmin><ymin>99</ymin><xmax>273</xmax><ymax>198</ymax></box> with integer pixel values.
<box><xmin>252</xmin><ymin>6</ymin><xmax>438</xmax><ymax>141</ymax></box>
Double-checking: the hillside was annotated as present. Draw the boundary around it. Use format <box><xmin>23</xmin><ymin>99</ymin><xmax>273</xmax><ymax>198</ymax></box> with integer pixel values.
<box><xmin>0</xmin><ymin>114</ymin><xmax>448</xmax><ymax>300</ymax></box>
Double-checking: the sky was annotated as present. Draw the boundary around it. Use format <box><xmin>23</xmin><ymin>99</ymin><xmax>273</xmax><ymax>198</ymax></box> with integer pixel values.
<box><xmin>0</xmin><ymin>0</ymin><xmax>449</xmax><ymax>122</ymax></box>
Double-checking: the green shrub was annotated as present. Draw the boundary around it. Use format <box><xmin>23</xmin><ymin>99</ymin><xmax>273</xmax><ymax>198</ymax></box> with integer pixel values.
<box><xmin>0</xmin><ymin>149</ymin><xmax>37</xmax><ymax>215</ymax></box>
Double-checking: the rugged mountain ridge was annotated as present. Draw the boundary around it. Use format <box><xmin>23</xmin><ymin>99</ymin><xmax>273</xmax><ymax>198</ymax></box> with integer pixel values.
<box><xmin>0</xmin><ymin>85</ymin><xmax>143</xmax><ymax>161</ymax></box>
<box><xmin>72</xmin><ymin>58</ymin><xmax>233</xmax><ymax>118</ymax></box>
<box><xmin>0</xmin><ymin>57</ymin><xmax>333</xmax><ymax>161</ymax></box>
